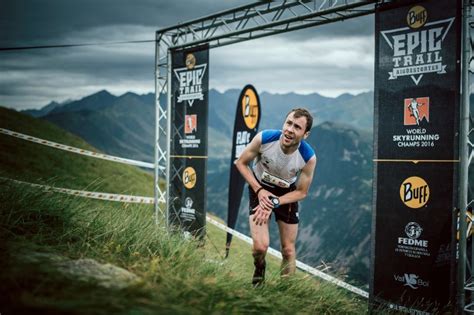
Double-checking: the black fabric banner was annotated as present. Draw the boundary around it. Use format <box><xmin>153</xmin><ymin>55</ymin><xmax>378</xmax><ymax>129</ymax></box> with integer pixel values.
<box><xmin>370</xmin><ymin>0</ymin><xmax>461</xmax><ymax>313</ymax></box>
<box><xmin>169</xmin><ymin>45</ymin><xmax>209</xmax><ymax>239</ymax></box>
<box><xmin>226</xmin><ymin>85</ymin><xmax>261</xmax><ymax>256</ymax></box>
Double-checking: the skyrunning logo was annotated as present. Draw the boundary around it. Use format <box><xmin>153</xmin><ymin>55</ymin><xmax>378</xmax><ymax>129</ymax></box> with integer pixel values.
<box><xmin>380</xmin><ymin>5</ymin><xmax>455</xmax><ymax>85</ymax></box>
<box><xmin>404</xmin><ymin>97</ymin><xmax>429</xmax><ymax>126</ymax></box>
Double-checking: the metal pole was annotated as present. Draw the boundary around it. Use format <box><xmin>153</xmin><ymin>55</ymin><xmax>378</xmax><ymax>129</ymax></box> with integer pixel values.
<box><xmin>458</xmin><ymin>0</ymin><xmax>471</xmax><ymax>311</ymax></box>
<box><xmin>165</xmin><ymin>48</ymin><xmax>172</xmax><ymax>230</ymax></box>
<box><xmin>154</xmin><ymin>32</ymin><xmax>160</xmax><ymax>225</ymax></box>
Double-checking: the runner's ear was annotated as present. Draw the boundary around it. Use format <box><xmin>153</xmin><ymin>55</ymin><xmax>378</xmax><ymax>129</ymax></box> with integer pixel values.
<box><xmin>303</xmin><ymin>131</ymin><xmax>310</xmax><ymax>139</ymax></box>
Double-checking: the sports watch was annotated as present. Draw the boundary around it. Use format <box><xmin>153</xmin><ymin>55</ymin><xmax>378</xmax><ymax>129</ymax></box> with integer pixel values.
<box><xmin>269</xmin><ymin>196</ymin><xmax>280</xmax><ymax>208</ymax></box>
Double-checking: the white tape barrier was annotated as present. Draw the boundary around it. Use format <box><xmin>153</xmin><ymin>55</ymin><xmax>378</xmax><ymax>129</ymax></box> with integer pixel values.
<box><xmin>0</xmin><ymin>128</ymin><xmax>160</xmax><ymax>170</ymax></box>
<box><xmin>2</xmin><ymin>176</ymin><xmax>368</xmax><ymax>298</ymax></box>
<box><xmin>206</xmin><ymin>216</ymin><xmax>369</xmax><ymax>298</ymax></box>
<box><xmin>2</xmin><ymin>177</ymin><xmax>154</xmax><ymax>204</ymax></box>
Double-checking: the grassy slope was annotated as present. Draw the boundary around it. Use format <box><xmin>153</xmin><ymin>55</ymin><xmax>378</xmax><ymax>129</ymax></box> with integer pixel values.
<box><xmin>0</xmin><ymin>107</ymin><xmax>152</xmax><ymax>195</ymax></box>
<box><xmin>0</xmin><ymin>107</ymin><xmax>367</xmax><ymax>314</ymax></box>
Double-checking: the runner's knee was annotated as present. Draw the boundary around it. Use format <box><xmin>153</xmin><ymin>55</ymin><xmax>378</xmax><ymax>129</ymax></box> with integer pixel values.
<box><xmin>253</xmin><ymin>242</ymin><xmax>269</xmax><ymax>255</ymax></box>
<box><xmin>281</xmin><ymin>244</ymin><xmax>295</xmax><ymax>259</ymax></box>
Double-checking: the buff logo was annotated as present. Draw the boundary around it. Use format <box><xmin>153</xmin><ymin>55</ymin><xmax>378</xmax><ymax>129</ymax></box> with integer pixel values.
<box><xmin>174</xmin><ymin>53</ymin><xmax>207</xmax><ymax>106</ymax></box>
<box><xmin>380</xmin><ymin>5</ymin><xmax>455</xmax><ymax>85</ymax></box>
<box><xmin>182</xmin><ymin>167</ymin><xmax>197</xmax><ymax>189</ymax></box>
<box><xmin>400</xmin><ymin>176</ymin><xmax>430</xmax><ymax>209</ymax></box>
<box><xmin>407</xmin><ymin>6</ymin><xmax>427</xmax><ymax>29</ymax></box>
<box><xmin>242</xmin><ymin>87</ymin><xmax>259</xmax><ymax>129</ymax></box>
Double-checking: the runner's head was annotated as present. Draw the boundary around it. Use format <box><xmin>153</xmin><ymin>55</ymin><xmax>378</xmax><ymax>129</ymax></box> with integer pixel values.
<box><xmin>281</xmin><ymin>108</ymin><xmax>313</xmax><ymax>148</ymax></box>
<box><xmin>286</xmin><ymin>108</ymin><xmax>313</xmax><ymax>132</ymax></box>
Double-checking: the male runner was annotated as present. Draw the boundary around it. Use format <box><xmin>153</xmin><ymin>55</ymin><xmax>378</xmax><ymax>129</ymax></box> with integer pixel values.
<box><xmin>235</xmin><ymin>108</ymin><xmax>317</xmax><ymax>285</ymax></box>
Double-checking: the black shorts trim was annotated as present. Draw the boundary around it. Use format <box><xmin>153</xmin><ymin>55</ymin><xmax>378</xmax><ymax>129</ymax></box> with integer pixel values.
<box><xmin>248</xmin><ymin>182</ymin><xmax>299</xmax><ymax>224</ymax></box>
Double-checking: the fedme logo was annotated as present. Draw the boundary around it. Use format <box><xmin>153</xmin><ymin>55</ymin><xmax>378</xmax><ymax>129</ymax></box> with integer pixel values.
<box><xmin>398</xmin><ymin>222</ymin><xmax>428</xmax><ymax>248</ymax></box>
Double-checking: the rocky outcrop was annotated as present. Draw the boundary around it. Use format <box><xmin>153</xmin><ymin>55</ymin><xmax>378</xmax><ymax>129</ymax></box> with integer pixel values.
<box><xmin>15</xmin><ymin>251</ymin><xmax>142</xmax><ymax>290</ymax></box>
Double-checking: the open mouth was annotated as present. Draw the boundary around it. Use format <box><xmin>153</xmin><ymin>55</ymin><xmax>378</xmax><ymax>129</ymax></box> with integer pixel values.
<box><xmin>283</xmin><ymin>134</ymin><xmax>293</xmax><ymax>142</ymax></box>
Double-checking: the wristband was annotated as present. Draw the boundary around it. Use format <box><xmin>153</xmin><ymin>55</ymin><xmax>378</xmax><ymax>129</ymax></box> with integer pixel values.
<box><xmin>269</xmin><ymin>196</ymin><xmax>280</xmax><ymax>208</ymax></box>
<box><xmin>255</xmin><ymin>187</ymin><xmax>263</xmax><ymax>195</ymax></box>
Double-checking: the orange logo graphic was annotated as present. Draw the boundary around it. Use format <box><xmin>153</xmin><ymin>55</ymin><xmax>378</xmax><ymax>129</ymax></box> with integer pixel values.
<box><xmin>242</xmin><ymin>88</ymin><xmax>259</xmax><ymax>129</ymax></box>
<box><xmin>404</xmin><ymin>97</ymin><xmax>429</xmax><ymax>126</ymax></box>
<box><xmin>183</xmin><ymin>167</ymin><xmax>197</xmax><ymax>189</ymax></box>
<box><xmin>400</xmin><ymin>176</ymin><xmax>430</xmax><ymax>209</ymax></box>
<box><xmin>185</xmin><ymin>115</ymin><xmax>197</xmax><ymax>134</ymax></box>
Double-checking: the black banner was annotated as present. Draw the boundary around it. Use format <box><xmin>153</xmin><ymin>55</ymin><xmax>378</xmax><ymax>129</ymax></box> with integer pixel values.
<box><xmin>169</xmin><ymin>45</ymin><xmax>209</xmax><ymax>239</ymax></box>
<box><xmin>370</xmin><ymin>0</ymin><xmax>461</xmax><ymax>313</ymax></box>
<box><xmin>226</xmin><ymin>85</ymin><xmax>261</xmax><ymax>256</ymax></box>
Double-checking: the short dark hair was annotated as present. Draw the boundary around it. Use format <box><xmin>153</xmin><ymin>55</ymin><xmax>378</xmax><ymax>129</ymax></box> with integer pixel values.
<box><xmin>286</xmin><ymin>108</ymin><xmax>313</xmax><ymax>132</ymax></box>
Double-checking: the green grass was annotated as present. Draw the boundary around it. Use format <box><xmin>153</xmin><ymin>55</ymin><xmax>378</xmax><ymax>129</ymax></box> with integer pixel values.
<box><xmin>0</xmin><ymin>183</ymin><xmax>367</xmax><ymax>315</ymax></box>
<box><xmin>0</xmin><ymin>107</ymin><xmax>153</xmax><ymax>195</ymax></box>
<box><xmin>0</xmin><ymin>106</ymin><xmax>368</xmax><ymax>314</ymax></box>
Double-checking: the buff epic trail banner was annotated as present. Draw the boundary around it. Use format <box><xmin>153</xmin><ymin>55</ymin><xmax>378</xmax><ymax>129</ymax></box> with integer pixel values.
<box><xmin>169</xmin><ymin>45</ymin><xmax>209</xmax><ymax>239</ymax></box>
<box><xmin>370</xmin><ymin>0</ymin><xmax>460</xmax><ymax>313</ymax></box>
<box><xmin>226</xmin><ymin>85</ymin><xmax>261</xmax><ymax>257</ymax></box>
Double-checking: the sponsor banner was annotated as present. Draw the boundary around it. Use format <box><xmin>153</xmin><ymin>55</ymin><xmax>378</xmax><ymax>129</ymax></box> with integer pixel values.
<box><xmin>226</xmin><ymin>85</ymin><xmax>261</xmax><ymax>254</ymax></box>
<box><xmin>169</xmin><ymin>45</ymin><xmax>209</xmax><ymax>238</ymax></box>
<box><xmin>371</xmin><ymin>0</ymin><xmax>460</xmax><ymax>312</ymax></box>
<box><xmin>372</xmin><ymin>163</ymin><xmax>456</xmax><ymax>311</ymax></box>
<box><xmin>374</xmin><ymin>0</ymin><xmax>461</xmax><ymax>161</ymax></box>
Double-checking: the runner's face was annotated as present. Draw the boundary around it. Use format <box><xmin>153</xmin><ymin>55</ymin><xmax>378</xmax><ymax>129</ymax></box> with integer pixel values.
<box><xmin>281</xmin><ymin>112</ymin><xmax>309</xmax><ymax>148</ymax></box>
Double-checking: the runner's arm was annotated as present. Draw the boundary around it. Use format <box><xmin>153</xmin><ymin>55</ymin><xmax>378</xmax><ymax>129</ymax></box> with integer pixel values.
<box><xmin>279</xmin><ymin>155</ymin><xmax>316</xmax><ymax>206</ymax></box>
<box><xmin>234</xmin><ymin>132</ymin><xmax>274</xmax><ymax>210</ymax></box>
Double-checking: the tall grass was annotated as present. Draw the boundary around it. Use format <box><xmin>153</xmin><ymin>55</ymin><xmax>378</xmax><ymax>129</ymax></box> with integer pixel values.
<box><xmin>0</xmin><ymin>181</ymin><xmax>367</xmax><ymax>314</ymax></box>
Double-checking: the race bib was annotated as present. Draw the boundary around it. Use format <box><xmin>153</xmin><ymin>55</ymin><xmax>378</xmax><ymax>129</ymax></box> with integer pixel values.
<box><xmin>261</xmin><ymin>170</ymin><xmax>290</xmax><ymax>188</ymax></box>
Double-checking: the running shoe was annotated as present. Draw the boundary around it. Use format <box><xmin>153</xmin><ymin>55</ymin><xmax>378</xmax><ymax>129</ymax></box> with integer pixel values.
<box><xmin>252</xmin><ymin>260</ymin><xmax>266</xmax><ymax>286</ymax></box>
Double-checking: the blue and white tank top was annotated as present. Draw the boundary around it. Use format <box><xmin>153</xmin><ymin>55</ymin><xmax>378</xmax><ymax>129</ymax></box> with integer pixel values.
<box><xmin>252</xmin><ymin>129</ymin><xmax>315</xmax><ymax>188</ymax></box>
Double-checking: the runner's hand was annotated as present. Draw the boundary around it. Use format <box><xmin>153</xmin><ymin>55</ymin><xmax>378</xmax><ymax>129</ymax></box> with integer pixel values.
<box><xmin>252</xmin><ymin>205</ymin><xmax>271</xmax><ymax>226</ymax></box>
<box><xmin>257</xmin><ymin>189</ymin><xmax>276</xmax><ymax>211</ymax></box>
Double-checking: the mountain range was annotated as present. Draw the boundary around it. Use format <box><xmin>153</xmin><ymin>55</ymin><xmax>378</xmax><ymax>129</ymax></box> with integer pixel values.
<box><xmin>22</xmin><ymin>88</ymin><xmax>375</xmax><ymax>286</ymax></box>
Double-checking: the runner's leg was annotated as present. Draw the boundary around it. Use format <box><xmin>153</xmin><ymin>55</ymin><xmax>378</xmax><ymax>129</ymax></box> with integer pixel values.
<box><xmin>249</xmin><ymin>213</ymin><xmax>270</xmax><ymax>284</ymax></box>
<box><xmin>277</xmin><ymin>220</ymin><xmax>298</xmax><ymax>276</ymax></box>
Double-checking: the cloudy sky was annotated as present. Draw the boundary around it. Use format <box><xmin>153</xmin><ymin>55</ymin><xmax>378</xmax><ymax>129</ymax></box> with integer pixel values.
<box><xmin>0</xmin><ymin>0</ymin><xmax>375</xmax><ymax>110</ymax></box>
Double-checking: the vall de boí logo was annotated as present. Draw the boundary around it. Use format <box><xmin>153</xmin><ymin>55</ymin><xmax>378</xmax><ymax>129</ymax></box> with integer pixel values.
<box><xmin>381</xmin><ymin>5</ymin><xmax>455</xmax><ymax>85</ymax></box>
<box><xmin>174</xmin><ymin>53</ymin><xmax>207</xmax><ymax>106</ymax></box>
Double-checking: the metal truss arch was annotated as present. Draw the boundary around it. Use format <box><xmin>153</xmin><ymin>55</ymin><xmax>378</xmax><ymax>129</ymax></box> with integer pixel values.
<box><xmin>153</xmin><ymin>0</ymin><xmax>473</xmax><ymax>312</ymax></box>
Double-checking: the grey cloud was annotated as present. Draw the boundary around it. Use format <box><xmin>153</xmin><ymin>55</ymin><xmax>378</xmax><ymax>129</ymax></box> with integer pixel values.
<box><xmin>0</xmin><ymin>1</ymin><xmax>375</xmax><ymax>109</ymax></box>
<box><xmin>0</xmin><ymin>0</ymin><xmax>249</xmax><ymax>47</ymax></box>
